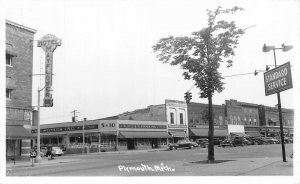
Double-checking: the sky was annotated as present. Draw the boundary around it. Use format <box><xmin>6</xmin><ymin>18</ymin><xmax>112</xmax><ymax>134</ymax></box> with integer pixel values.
<box><xmin>3</xmin><ymin>0</ymin><xmax>300</xmax><ymax>124</ymax></box>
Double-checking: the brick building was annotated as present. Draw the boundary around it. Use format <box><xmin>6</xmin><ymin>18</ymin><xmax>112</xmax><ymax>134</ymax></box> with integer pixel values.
<box><xmin>187</xmin><ymin>102</ymin><xmax>227</xmax><ymax>139</ymax></box>
<box><xmin>113</xmin><ymin>99</ymin><xmax>189</xmax><ymax>143</ymax></box>
<box><xmin>6</xmin><ymin>20</ymin><xmax>36</xmax><ymax>158</ymax></box>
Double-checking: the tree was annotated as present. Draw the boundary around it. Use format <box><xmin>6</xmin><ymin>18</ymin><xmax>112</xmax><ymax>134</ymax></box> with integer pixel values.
<box><xmin>152</xmin><ymin>6</ymin><xmax>245</xmax><ymax>162</ymax></box>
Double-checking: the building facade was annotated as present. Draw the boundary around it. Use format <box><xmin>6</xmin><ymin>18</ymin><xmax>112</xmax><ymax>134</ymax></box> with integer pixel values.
<box><xmin>31</xmin><ymin>119</ymin><xmax>170</xmax><ymax>153</ymax></box>
<box><xmin>187</xmin><ymin>102</ymin><xmax>227</xmax><ymax>140</ymax></box>
<box><xmin>117</xmin><ymin>99</ymin><xmax>189</xmax><ymax>143</ymax></box>
<box><xmin>6</xmin><ymin>20</ymin><xmax>37</xmax><ymax>158</ymax></box>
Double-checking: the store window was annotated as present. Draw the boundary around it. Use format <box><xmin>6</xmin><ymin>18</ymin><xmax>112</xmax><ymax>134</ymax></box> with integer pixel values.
<box><xmin>180</xmin><ymin>113</ymin><xmax>184</xmax><ymax>125</ymax></box>
<box><xmin>219</xmin><ymin>116</ymin><xmax>223</xmax><ymax>125</ymax></box>
<box><xmin>6</xmin><ymin>54</ymin><xmax>13</xmax><ymax>66</ymax></box>
<box><xmin>6</xmin><ymin>88</ymin><xmax>12</xmax><ymax>100</ymax></box>
<box><xmin>170</xmin><ymin>112</ymin><xmax>174</xmax><ymax>124</ymax></box>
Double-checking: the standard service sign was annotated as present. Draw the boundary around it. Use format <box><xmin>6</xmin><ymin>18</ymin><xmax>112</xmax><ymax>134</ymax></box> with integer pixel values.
<box><xmin>264</xmin><ymin>62</ymin><xmax>293</xmax><ymax>96</ymax></box>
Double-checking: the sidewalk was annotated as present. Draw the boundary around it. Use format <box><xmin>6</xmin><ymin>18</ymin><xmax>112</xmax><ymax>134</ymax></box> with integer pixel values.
<box><xmin>6</xmin><ymin>148</ymin><xmax>168</xmax><ymax>168</ymax></box>
<box><xmin>166</xmin><ymin>156</ymin><xmax>294</xmax><ymax>176</ymax></box>
<box><xmin>6</xmin><ymin>157</ymin><xmax>81</xmax><ymax>168</ymax></box>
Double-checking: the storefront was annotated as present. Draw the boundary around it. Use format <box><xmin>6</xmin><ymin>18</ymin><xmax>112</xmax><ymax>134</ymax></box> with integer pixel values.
<box><xmin>117</xmin><ymin>120</ymin><xmax>170</xmax><ymax>150</ymax></box>
<box><xmin>31</xmin><ymin>119</ymin><xmax>171</xmax><ymax>153</ymax></box>
<box><xmin>6</xmin><ymin>125</ymin><xmax>35</xmax><ymax>158</ymax></box>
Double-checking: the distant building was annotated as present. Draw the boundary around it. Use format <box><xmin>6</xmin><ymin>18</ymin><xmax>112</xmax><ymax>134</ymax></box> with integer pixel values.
<box><xmin>188</xmin><ymin>102</ymin><xmax>227</xmax><ymax>139</ymax></box>
<box><xmin>6</xmin><ymin>20</ymin><xmax>36</xmax><ymax>157</ymax></box>
<box><xmin>117</xmin><ymin>99</ymin><xmax>189</xmax><ymax>143</ymax></box>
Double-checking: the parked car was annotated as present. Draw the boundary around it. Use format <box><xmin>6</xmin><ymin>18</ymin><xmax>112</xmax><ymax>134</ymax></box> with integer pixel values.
<box><xmin>168</xmin><ymin>140</ymin><xmax>198</xmax><ymax>150</ymax></box>
<box><xmin>264</xmin><ymin>137</ymin><xmax>280</xmax><ymax>144</ymax></box>
<box><xmin>196</xmin><ymin>138</ymin><xmax>209</xmax><ymax>148</ymax></box>
<box><xmin>251</xmin><ymin>137</ymin><xmax>266</xmax><ymax>145</ymax></box>
<box><xmin>232</xmin><ymin>137</ymin><xmax>244</xmax><ymax>146</ymax></box>
<box><xmin>213</xmin><ymin>138</ymin><xmax>222</xmax><ymax>146</ymax></box>
<box><xmin>243</xmin><ymin>138</ymin><xmax>253</xmax><ymax>145</ymax></box>
<box><xmin>51</xmin><ymin>146</ymin><xmax>64</xmax><ymax>156</ymax></box>
<box><xmin>220</xmin><ymin>139</ymin><xmax>235</xmax><ymax>147</ymax></box>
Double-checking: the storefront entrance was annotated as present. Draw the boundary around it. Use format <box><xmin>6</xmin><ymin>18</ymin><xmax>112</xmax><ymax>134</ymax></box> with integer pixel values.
<box><xmin>151</xmin><ymin>139</ymin><xmax>158</xmax><ymax>148</ymax></box>
<box><xmin>127</xmin><ymin>139</ymin><xmax>135</xmax><ymax>150</ymax></box>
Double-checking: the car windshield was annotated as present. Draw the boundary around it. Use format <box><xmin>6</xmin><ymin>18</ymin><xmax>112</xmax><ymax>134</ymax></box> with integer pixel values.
<box><xmin>52</xmin><ymin>147</ymin><xmax>61</xmax><ymax>150</ymax></box>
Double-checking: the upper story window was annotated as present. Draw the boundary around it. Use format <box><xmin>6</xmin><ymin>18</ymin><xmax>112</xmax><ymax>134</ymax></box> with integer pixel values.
<box><xmin>219</xmin><ymin>116</ymin><xmax>223</xmax><ymax>125</ymax></box>
<box><xmin>6</xmin><ymin>54</ymin><xmax>13</xmax><ymax>66</ymax></box>
<box><xmin>179</xmin><ymin>113</ymin><xmax>184</xmax><ymax>125</ymax></box>
<box><xmin>170</xmin><ymin>112</ymin><xmax>174</xmax><ymax>124</ymax></box>
<box><xmin>6</xmin><ymin>88</ymin><xmax>12</xmax><ymax>100</ymax></box>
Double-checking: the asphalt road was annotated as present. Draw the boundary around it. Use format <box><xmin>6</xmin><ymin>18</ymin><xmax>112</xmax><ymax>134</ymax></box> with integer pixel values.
<box><xmin>6</xmin><ymin>143</ymin><xmax>293</xmax><ymax>176</ymax></box>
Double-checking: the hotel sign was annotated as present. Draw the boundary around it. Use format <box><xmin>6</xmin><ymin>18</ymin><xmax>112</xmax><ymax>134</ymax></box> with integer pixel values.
<box><xmin>37</xmin><ymin>34</ymin><xmax>62</xmax><ymax>107</ymax></box>
<box><xmin>31</xmin><ymin>124</ymin><xmax>98</xmax><ymax>133</ymax></box>
<box><xmin>264</xmin><ymin>62</ymin><xmax>293</xmax><ymax>96</ymax></box>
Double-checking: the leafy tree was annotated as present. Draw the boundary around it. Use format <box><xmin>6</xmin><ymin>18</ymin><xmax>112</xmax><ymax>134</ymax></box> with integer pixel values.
<box><xmin>152</xmin><ymin>6</ymin><xmax>246</xmax><ymax>162</ymax></box>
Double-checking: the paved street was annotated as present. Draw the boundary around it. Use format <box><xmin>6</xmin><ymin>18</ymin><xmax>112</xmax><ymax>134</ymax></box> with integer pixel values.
<box><xmin>6</xmin><ymin>144</ymin><xmax>293</xmax><ymax>176</ymax></box>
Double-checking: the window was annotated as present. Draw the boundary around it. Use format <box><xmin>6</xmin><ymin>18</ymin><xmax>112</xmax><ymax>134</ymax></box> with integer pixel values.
<box><xmin>6</xmin><ymin>54</ymin><xmax>13</xmax><ymax>66</ymax></box>
<box><xmin>170</xmin><ymin>112</ymin><xmax>174</xmax><ymax>124</ymax></box>
<box><xmin>219</xmin><ymin>116</ymin><xmax>223</xmax><ymax>125</ymax></box>
<box><xmin>179</xmin><ymin>113</ymin><xmax>184</xmax><ymax>125</ymax></box>
<box><xmin>6</xmin><ymin>88</ymin><xmax>12</xmax><ymax>99</ymax></box>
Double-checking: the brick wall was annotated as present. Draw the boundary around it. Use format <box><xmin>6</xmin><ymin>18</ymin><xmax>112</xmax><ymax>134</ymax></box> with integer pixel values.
<box><xmin>6</xmin><ymin>21</ymin><xmax>36</xmax><ymax>125</ymax></box>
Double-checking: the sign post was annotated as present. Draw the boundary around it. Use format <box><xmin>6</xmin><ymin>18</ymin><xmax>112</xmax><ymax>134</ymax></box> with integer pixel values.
<box><xmin>264</xmin><ymin>61</ymin><xmax>293</xmax><ymax>162</ymax></box>
<box><xmin>35</xmin><ymin>34</ymin><xmax>61</xmax><ymax>162</ymax></box>
<box><xmin>264</xmin><ymin>62</ymin><xmax>292</xmax><ymax>96</ymax></box>
<box><xmin>37</xmin><ymin>34</ymin><xmax>61</xmax><ymax>107</ymax></box>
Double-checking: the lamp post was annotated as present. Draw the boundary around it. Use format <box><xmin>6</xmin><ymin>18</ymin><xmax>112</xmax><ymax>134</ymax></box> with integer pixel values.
<box><xmin>262</xmin><ymin>43</ymin><xmax>293</xmax><ymax>162</ymax></box>
<box><xmin>83</xmin><ymin>118</ymin><xmax>86</xmax><ymax>145</ymax></box>
<box><xmin>35</xmin><ymin>87</ymin><xmax>45</xmax><ymax>163</ymax></box>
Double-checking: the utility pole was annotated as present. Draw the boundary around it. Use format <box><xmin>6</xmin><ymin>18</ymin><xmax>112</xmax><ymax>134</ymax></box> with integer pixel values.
<box><xmin>71</xmin><ymin>110</ymin><xmax>79</xmax><ymax>122</ymax></box>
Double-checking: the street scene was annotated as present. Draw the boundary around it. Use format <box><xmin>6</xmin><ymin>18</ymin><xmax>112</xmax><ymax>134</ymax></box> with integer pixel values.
<box><xmin>6</xmin><ymin>144</ymin><xmax>294</xmax><ymax>176</ymax></box>
<box><xmin>3</xmin><ymin>0</ymin><xmax>299</xmax><ymax>183</ymax></box>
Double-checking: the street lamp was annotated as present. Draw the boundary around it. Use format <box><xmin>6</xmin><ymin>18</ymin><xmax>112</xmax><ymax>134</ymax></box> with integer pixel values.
<box><xmin>262</xmin><ymin>43</ymin><xmax>293</xmax><ymax>162</ymax></box>
<box><xmin>35</xmin><ymin>86</ymin><xmax>45</xmax><ymax>163</ymax></box>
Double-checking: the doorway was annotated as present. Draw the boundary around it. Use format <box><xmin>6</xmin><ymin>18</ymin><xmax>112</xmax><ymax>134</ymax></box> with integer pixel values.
<box><xmin>127</xmin><ymin>139</ymin><xmax>135</xmax><ymax>150</ymax></box>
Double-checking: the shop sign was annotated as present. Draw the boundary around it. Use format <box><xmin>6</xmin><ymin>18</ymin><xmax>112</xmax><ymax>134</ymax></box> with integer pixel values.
<box><xmin>100</xmin><ymin>122</ymin><xmax>117</xmax><ymax>131</ymax></box>
<box><xmin>37</xmin><ymin>34</ymin><xmax>62</xmax><ymax>107</ymax></box>
<box><xmin>264</xmin><ymin>62</ymin><xmax>293</xmax><ymax>96</ymax></box>
<box><xmin>31</xmin><ymin>124</ymin><xmax>98</xmax><ymax>133</ymax></box>
<box><xmin>119</xmin><ymin>124</ymin><xmax>167</xmax><ymax>129</ymax></box>
<box><xmin>188</xmin><ymin>125</ymin><xmax>227</xmax><ymax>129</ymax></box>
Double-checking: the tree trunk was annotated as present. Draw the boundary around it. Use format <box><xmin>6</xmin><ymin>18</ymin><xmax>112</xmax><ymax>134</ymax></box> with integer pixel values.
<box><xmin>207</xmin><ymin>92</ymin><xmax>214</xmax><ymax>162</ymax></box>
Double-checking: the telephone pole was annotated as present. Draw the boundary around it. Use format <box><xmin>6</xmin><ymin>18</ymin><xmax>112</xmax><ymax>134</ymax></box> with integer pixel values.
<box><xmin>71</xmin><ymin>110</ymin><xmax>80</xmax><ymax>122</ymax></box>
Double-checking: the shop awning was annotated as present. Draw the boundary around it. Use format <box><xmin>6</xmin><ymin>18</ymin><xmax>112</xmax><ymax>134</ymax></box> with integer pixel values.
<box><xmin>6</xmin><ymin>126</ymin><xmax>35</xmax><ymax>139</ymax></box>
<box><xmin>169</xmin><ymin>131</ymin><xmax>187</xmax><ymax>138</ymax></box>
<box><xmin>230</xmin><ymin>132</ymin><xmax>247</xmax><ymax>137</ymax></box>
<box><xmin>189</xmin><ymin>129</ymin><xmax>227</xmax><ymax>137</ymax></box>
<box><xmin>119</xmin><ymin>131</ymin><xmax>171</xmax><ymax>138</ymax></box>
<box><xmin>246</xmin><ymin>132</ymin><xmax>262</xmax><ymax>137</ymax></box>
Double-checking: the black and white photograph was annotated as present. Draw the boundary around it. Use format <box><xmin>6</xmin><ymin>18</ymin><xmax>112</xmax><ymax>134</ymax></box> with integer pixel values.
<box><xmin>1</xmin><ymin>0</ymin><xmax>299</xmax><ymax>183</ymax></box>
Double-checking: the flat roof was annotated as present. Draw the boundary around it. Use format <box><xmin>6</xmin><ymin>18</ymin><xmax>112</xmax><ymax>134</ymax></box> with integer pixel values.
<box><xmin>6</xmin><ymin>19</ymin><xmax>37</xmax><ymax>34</ymax></box>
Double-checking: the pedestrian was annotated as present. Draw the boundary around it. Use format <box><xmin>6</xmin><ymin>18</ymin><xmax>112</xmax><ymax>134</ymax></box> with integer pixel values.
<box><xmin>46</xmin><ymin>147</ymin><xmax>54</xmax><ymax>160</ymax></box>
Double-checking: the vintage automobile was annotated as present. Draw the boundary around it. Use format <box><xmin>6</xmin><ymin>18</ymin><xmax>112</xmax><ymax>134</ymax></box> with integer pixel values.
<box><xmin>219</xmin><ymin>139</ymin><xmax>235</xmax><ymax>147</ymax></box>
<box><xmin>51</xmin><ymin>146</ymin><xmax>64</xmax><ymax>156</ymax></box>
<box><xmin>168</xmin><ymin>140</ymin><xmax>198</xmax><ymax>150</ymax></box>
<box><xmin>232</xmin><ymin>137</ymin><xmax>245</xmax><ymax>146</ymax></box>
<box><xmin>196</xmin><ymin>138</ymin><xmax>209</xmax><ymax>148</ymax></box>
<box><xmin>264</xmin><ymin>137</ymin><xmax>280</xmax><ymax>144</ymax></box>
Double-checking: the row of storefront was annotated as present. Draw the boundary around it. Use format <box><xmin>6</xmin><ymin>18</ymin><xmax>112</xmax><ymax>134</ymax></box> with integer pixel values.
<box><xmin>30</xmin><ymin>118</ymin><xmax>294</xmax><ymax>154</ymax></box>
<box><xmin>31</xmin><ymin>120</ymin><xmax>176</xmax><ymax>152</ymax></box>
